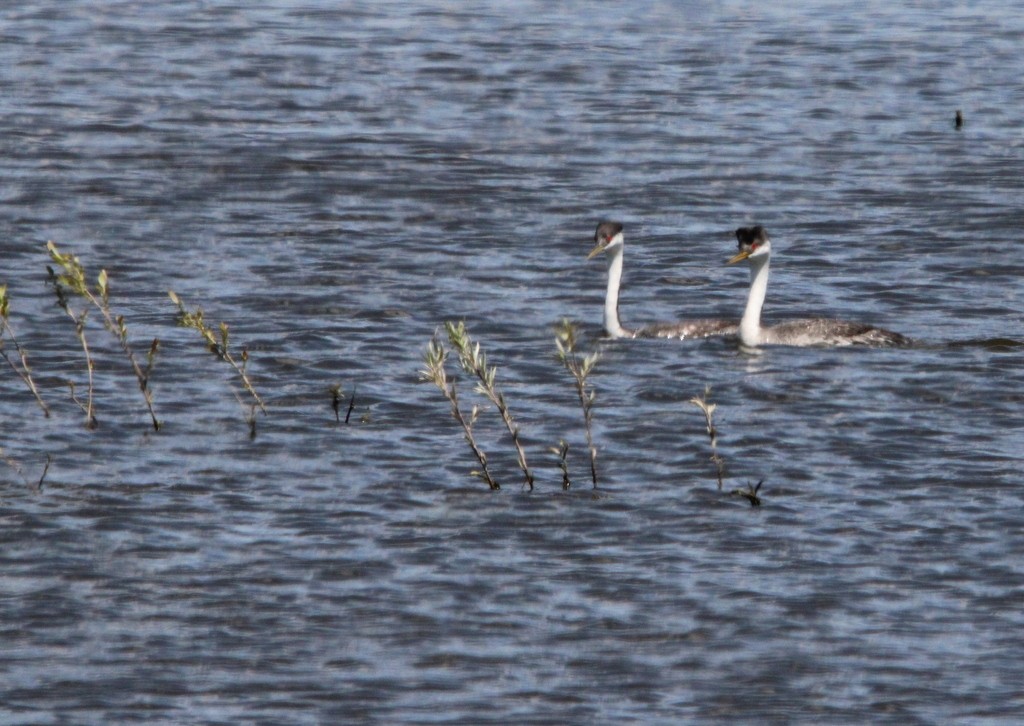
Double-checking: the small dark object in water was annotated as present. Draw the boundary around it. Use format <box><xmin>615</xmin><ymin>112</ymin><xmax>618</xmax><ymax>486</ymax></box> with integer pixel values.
<box><xmin>345</xmin><ymin>385</ymin><xmax>357</xmax><ymax>424</ymax></box>
<box><xmin>955</xmin><ymin>110</ymin><xmax>963</xmax><ymax>129</ymax></box>
<box><xmin>732</xmin><ymin>479</ymin><xmax>763</xmax><ymax>507</ymax></box>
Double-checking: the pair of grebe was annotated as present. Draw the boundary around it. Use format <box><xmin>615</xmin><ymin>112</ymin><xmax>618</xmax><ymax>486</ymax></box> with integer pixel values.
<box><xmin>588</xmin><ymin>221</ymin><xmax>907</xmax><ymax>348</ymax></box>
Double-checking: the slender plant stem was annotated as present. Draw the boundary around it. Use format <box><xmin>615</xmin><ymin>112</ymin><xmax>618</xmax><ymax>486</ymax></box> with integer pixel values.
<box><xmin>551</xmin><ymin>439</ymin><xmax>571</xmax><ymax>490</ymax></box>
<box><xmin>47</xmin><ymin>242</ymin><xmax>159</xmax><ymax>429</ymax></box>
<box><xmin>345</xmin><ymin>385</ymin><xmax>357</xmax><ymax>424</ymax></box>
<box><xmin>329</xmin><ymin>383</ymin><xmax>343</xmax><ymax>422</ymax></box>
<box><xmin>49</xmin><ymin>284</ymin><xmax>97</xmax><ymax>428</ymax></box>
<box><xmin>690</xmin><ymin>385</ymin><xmax>725</xmax><ymax>490</ymax></box>
<box><xmin>168</xmin><ymin>290</ymin><xmax>267</xmax><ymax>418</ymax></box>
<box><xmin>420</xmin><ymin>337</ymin><xmax>499</xmax><ymax>489</ymax></box>
<box><xmin>445</xmin><ymin>321</ymin><xmax>533</xmax><ymax>490</ymax></box>
<box><xmin>555</xmin><ymin>319</ymin><xmax>600</xmax><ymax>488</ymax></box>
<box><xmin>0</xmin><ymin>287</ymin><xmax>50</xmax><ymax>417</ymax></box>
<box><xmin>2</xmin><ymin>450</ymin><xmax>51</xmax><ymax>492</ymax></box>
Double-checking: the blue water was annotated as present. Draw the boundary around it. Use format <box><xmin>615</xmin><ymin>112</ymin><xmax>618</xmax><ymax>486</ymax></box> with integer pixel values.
<box><xmin>2</xmin><ymin>2</ymin><xmax>1023</xmax><ymax>723</ymax></box>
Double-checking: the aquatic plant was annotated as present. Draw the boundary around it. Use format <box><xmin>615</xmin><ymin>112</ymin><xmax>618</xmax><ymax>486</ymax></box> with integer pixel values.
<box><xmin>554</xmin><ymin>318</ymin><xmax>600</xmax><ymax>488</ymax></box>
<box><xmin>445</xmin><ymin>320</ymin><xmax>534</xmax><ymax>491</ymax></box>
<box><xmin>47</xmin><ymin>241</ymin><xmax>161</xmax><ymax>431</ymax></box>
<box><xmin>732</xmin><ymin>479</ymin><xmax>764</xmax><ymax>507</ymax></box>
<box><xmin>329</xmin><ymin>383</ymin><xmax>359</xmax><ymax>424</ymax></box>
<box><xmin>0</xmin><ymin>285</ymin><xmax>50</xmax><ymax>417</ymax></box>
<box><xmin>420</xmin><ymin>335</ymin><xmax>499</xmax><ymax>490</ymax></box>
<box><xmin>168</xmin><ymin>291</ymin><xmax>267</xmax><ymax>433</ymax></box>
<box><xmin>551</xmin><ymin>439</ymin><xmax>571</xmax><ymax>490</ymax></box>
<box><xmin>689</xmin><ymin>385</ymin><xmax>725</xmax><ymax>490</ymax></box>
<box><xmin>2</xmin><ymin>449</ymin><xmax>51</xmax><ymax>492</ymax></box>
<box><xmin>46</xmin><ymin>261</ymin><xmax>96</xmax><ymax>428</ymax></box>
<box><xmin>329</xmin><ymin>383</ymin><xmax>343</xmax><ymax>422</ymax></box>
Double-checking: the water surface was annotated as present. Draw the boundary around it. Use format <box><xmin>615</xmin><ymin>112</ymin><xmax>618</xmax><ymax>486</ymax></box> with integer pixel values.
<box><xmin>2</xmin><ymin>2</ymin><xmax>1023</xmax><ymax>723</ymax></box>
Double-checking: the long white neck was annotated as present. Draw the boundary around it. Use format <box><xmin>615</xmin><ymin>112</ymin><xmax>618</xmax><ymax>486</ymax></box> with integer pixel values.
<box><xmin>740</xmin><ymin>252</ymin><xmax>770</xmax><ymax>346</ymax></box>
<box><xmin>603</xmin><ymin>243</ymin><xmax>629</xmax><ymax>338</ymax></box>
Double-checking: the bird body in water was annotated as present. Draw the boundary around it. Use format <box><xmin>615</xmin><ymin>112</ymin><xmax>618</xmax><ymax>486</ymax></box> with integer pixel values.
<box><xmin>588</xmin><ymin>221</ymin><xmax>737</xmax><ymax>340</ymax></box>
<box><xmin>727</xmin><ymin>226</ymin><xmax>910</xmax><ymax>348</ymax></box>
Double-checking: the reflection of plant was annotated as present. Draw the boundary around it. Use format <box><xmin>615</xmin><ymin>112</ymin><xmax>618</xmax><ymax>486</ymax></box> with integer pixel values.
<box><xmin>0</xmin><ymin>285</ymin><xmax>49</xmax><ymax>417</ymax></box>
<box><xmin>445</xmin><ymin>321</ymin><xmax>534</xmax><ymax>491</ymax></box>
<box><xmin>689</xmin><ymin>385</ymin><xmax>725</xmax><ymax>490</ymax></box>
<box><xmin>168</xmin><ymin>291</ymin><xmax>266</xmax><ymax>435</ymax></box>
<box><xmin>555</xmin><ymin>318</ymin><xmax>600</xmax><ymax>488</ymax></box>
<box><xmin>420</xmin><ymin>335</ymin><xmax>499</xmax><ymax>490</ymax></box>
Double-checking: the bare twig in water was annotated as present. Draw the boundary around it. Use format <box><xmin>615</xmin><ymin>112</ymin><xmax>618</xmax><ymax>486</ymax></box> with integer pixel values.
<box><xmin>555</xmin><ymin>318</ymin><xmax>600</xmax><ymax>487</ymax></box>
<box><xmin>247</xmin><ymin>403</ymin><xmax>258</xmax><ymax>440</ymax></box>
<box><xmin>732</xmin><ymin>479</ymin><xmax>764</xmax><ymax>507</ymax></box>
<box><xmin>420</xmin><ymin>335</ymin><xmax>499</xmax><ymax>490</ymax></box>
<box><xmin>328</xmin><ymin>383</ymin><xmax>357</xmax><ymax>425</ymax></box>
<box><xmin>345</xmin><ymin>385</ymin><xmax>357</xmax><ymax>424</ymax></box>
<box><xmin>0</xmin><ymin>285</ymin><xmax>50</xmax><ymax>417</ymax></box>
<box><xmin>47</xmin><ymin>242</ymin><xmax>160</xmax><ymax>430</ymax></box>
<box><xmin>689</xmin><ymin>385</ymin><xmax>726</xmax><ymax>490</ymax></box>
<box><xmin>445</xmin><ymin>320</ymin><xmax>533</xmax><ymax>490</ymax></box>
<box><xmin>2</xmin><ymin>449</ymin><xmax>51</xmax><ymax>492</ymax></box>
<box><xmin>37</xmin><ymin>455</ymin><xmax>52</xmax><ymax>492</ymax></box>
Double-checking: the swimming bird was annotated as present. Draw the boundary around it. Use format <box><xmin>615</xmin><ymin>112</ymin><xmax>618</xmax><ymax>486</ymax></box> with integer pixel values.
<box><xmin>726</xmin><ymin>225</ymin><xmax>909</xmax><ymax>347</ymax></box>
<box><xmin>588</xmin><ymin>221</ymin><xmax>737</xmax><ymax>340</ymax></box>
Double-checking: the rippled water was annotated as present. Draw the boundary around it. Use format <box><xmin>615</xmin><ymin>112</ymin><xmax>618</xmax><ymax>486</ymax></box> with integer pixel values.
<box><xmin>2</xmin><ymin>2</ymin><xmax>1023</xmax><ymax>723</ymax></box>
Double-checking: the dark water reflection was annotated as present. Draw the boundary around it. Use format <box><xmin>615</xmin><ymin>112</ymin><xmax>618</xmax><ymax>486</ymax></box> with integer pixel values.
<box><xmin>2</xmin><ymin>2</ymin><xmax>1023</xmax><ymax>723</ymax></box>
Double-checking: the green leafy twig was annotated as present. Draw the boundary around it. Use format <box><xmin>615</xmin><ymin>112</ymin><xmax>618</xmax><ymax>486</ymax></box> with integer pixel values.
<box><xmin>46</xmin><ymin>261</ymin><xmax>97</xmax><ymax>429</ymax></box>
<box><xmin>689</xmin><ymin>385</ymin><xmax>725</xmax><ymax>490</ymax></box>
<box><xmin>168</xmin><ymin>290</ymin><xmax>267</xmax><ymax>421</ymax></box>
<box><xmin>420</xmin><ymin>336</ymin><xmax>499</xmax><ymax>490</ymax></box>
<box><xmin>445</xmin><ymin>320</ymin><xmax>534</xmax><ymax>491</ymax></box>
<box><xmin>0</xmin><ymin>285</ymin><xmax>49</xmax><ymax>417</ymax></box>
<box><xmin>47</xmin><ymin>241</ymin><xmax>160</xmax><ymax>430</ymax></box>
<box><xmin>555</xmin><ymin>318</ymin><xmax>600</xmax><ymax>488</ymax></box>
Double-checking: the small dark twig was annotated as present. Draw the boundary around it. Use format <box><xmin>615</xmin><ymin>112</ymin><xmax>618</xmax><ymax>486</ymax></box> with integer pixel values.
<box><xmin>37</xmin><ymin>455</ymin><xmax>52</xmax><ymax>492</ymax></box>
<box><xmin>345</xmin><ymin>385</ymin><xmax>357</xmax><ymax>424</ymax></box>
<box><xmin>3</xmin><ymin>450</ymin><xmax>52</xmax><ymax>492</ymax></box>
<box><xmin>247</xmin><ymin>404</ymin><xmax>258</xmax><ymax>440</ymax></box>
<box><xmin>732</xmin><ymin>479</ymin><xmax>764</xmax><ymax>507</ymax></box>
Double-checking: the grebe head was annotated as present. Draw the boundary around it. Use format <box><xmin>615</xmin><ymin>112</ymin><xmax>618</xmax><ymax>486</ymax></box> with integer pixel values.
<box><xmin>727</xmin><ymin>225</ymin><xmax>771</xmax><ymax>264</ymax></box>
<box><xmin>588</xmin><ymin>221</ymin><xmax>625</xmax><ymax>259</ymax></box>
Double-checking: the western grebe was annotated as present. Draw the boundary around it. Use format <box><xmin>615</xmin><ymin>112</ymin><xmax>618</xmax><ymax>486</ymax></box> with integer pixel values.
<box><xmin>727</xmin><ymin>225</ymin><xmax>909</xmax><ymax>347</ymax></box>
<box><xmin>588</xmin><ymin>221</ymin><xmax>737</xmax><ymax>340</ymax></box>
